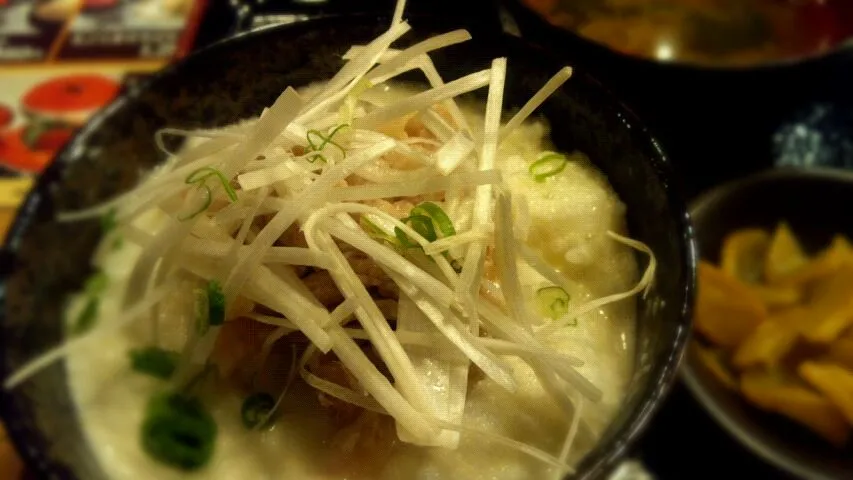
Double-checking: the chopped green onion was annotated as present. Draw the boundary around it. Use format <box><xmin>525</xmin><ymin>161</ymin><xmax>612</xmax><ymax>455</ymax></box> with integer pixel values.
<box><xmin>141</xmin><ymin>392</ymin><xmax>216</xmax><ymax>471</ymax></box>
<box><xmin>393</xmin><ymin>202</ymin><xmax>457</xmax><ymax>252</ymax></box>
<box><xmin>111</xmin><ymin>236</ymin><xmax>124</xmax><ymax>250</ymax></box>
<box><xmin>100</xmin><ymin>208</ymin><xmax>117</xmax><ymax>233</ymax></box>
<box><xmin>180</xmin><ymin>166</ymin><xmax>237</xmax><ymax>221</ymax></box>
<box><xmin>411</xmin><ymin>202</ymin><xmax>456</xmax><ymax>238</ymax></box>
<box><xmin>84</xmin><ymin>271</ymin><xmax>108</xmax><ymax>297</ymax></box>
<box><xmin>206</xmin><ymin>280</ymin><xmax>225</xmax><ymax>326</ymax></box>
<box><xmin>241</xmin><ymin>392</ymin><xmax>275</xmax><ymax>429</ymax></box>
<box><xmin>529</xmin><ymin>153</ymin><xmax>568</xmax><ymax>182</ymax></box>
<box><xmin>394</xmin><ymin>226</ymin><xmax>419</xmax><ymax>249</ymax></box>
<box><xmin>72</xmin><ymin>298</ymin><xmax>99</xmax><ymax>335</ymax></box>
<box><xmin>129</xmin><ymin>346</ymin><xmax>180</xmax><ymax>380</ymax></box>
<box><xmin>178</xmin><ymin>184</ymin><xmax>213</xmax><ymax>221</ymax></box>
<box><xmin>536</xmin><ymin>286</ymin><xmax>571</xmax><ymax>322</ymax></box>
<box><xmin>402</xmin><ymin>214</ymin><xmax>437</xmax><ymax>242</ymax></box>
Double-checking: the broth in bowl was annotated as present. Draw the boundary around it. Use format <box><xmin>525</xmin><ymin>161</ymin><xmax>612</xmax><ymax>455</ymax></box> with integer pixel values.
<box><xmin>522</xmin><ymin>0</ymin><xmax>853</xmax><ymax>67</ymax></box>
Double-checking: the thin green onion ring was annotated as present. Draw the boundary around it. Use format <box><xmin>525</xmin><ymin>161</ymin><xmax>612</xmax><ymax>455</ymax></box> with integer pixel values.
<box><xmin>529</xmin><ymin>153</ymin><xmax>568</xmax><ymax>182</ymax></box>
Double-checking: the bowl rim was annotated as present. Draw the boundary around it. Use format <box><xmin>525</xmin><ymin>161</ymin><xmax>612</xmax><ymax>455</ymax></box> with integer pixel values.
<box><xmin>682</xmin><ymin>166</ymin><xmax>853</xmax><ymax>480</ymax></box>
<box><xmin>0</xmin><ymin>12</ymin><xmax>696</xmax><ymax>479</ymax></box>
<box><xmin>505</xmin><ymin>0</ymin><xmax>853</xmax><ymax>73</ymax></box>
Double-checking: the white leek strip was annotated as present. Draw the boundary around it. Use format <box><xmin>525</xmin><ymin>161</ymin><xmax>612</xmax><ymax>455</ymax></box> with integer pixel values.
<box><xmin>192</xmin><ymin>216</ymin><xmax>237</xmax><ymax>242</ymax></box>
<box><xmin>125</xmin><ymin>215</ymin><xmax>193</xmax><ymax>307</ymax></box>
<box><xmin>343</xmin><ymin>328</ymin><xmax>584</xmax><ymax>367</ymax></box>
<box><xmin>422</xmin><ymin>228</ymin><xmax>489</xmax><ymax>256</ymax></box>
<box><xmin>367</xmin><ymin>30</ymin><xmax>472</xmax><ymax>85</ymax></box>
<box><xmin>307</xmin><ymin>228</ymin><xmax>437</xmax><ymax>420</ymax></box>
<box><xmin>191</xmin><ymin>190</ymin><xmax>268</xmax><ymax>365</ymax></box>
<box><xmin>396</xmin><ymin>294</ymin><xmax>467</xmax><ymax>448</ymax></box>
<box><xmin>212</xmin><ymin>202</ymin><xmax>278</xmax><ymax>234</ymax></box>
<box><xmin>499</xmin><ymin>67</ymin><xmax>573</xmax><ymax>142</ymax></box>
<box><xmin>256</xmin><ymin>326</ymin><xmax>293</xmax><ymax>375</ymax></box>
<box><xmin>558</xmin><ymin>397</ymin><xmax>584</xmax><ymax>467</ymax></box>
<box><xmin>494</xmin><ymin>192</ymin><xmax>534</xmax><ymax>330</ymax></box>
<box><xmin>222</xmin><ymin>139</ymin><xmax>395</xmax><ymax>306</ymax></box>
<box><xmin>303</xmin><ymin>202</ymin><xmax>458</xmax><ymax>284</ymax></box>
<box><xmin>354</xmin><ymin>162</ymin><xmax>433</xmax><ymax>184</ymax></box>
<box><xmin>538</xmin><ymin>230</ymin><xmax>656</xmax><ymax>334</ymax></box>
<box><xmin>391</xmin><ymin>141</ymin><xmax>434</xmax><ymax>167</ymax></box>
<box><xmin>247</xmin><ymin>313</ymin><xmax>297</xmax><ymax>329</ymax></box>
<box><xmin>220</xmin><ymin>87</ymin><xmax>304</xmax><ymax>177</ymax></box>
<box><xmin>237</xmin><ymin>163</ymin><xmax>298</xmax><ymax>191</ymax></box>
<box><xmin>417</xmin><ymin>57</ymin><xmax>476</xmax><ymax>142</ymax></box>
<box><xmin>224</xmin><ymin>187</ymin><xmax>268</xmax><ymax>276</ymax></box>
<box><xmin>358</xmin><ymin>69</ymin><xmax>491</xmax><ymax>129</ymax></box>
<box><xmin>241</xmin><ymin>156</ymin><xmax>287</xmax><ymax>173</ymax></box>
<box><xmin>341</xmin><ymin>45</ymin><xmax>396</xmax><ymax>62</ymax></box>
<box><xmin>456</xmin><ymin>58</ymin><xmax>506</xmax><ymax>325</ymax></box>
<box><xmin>418</xmin><ymin>108</ymin><xmax>455</xmax><ymax>142</ymax></box>
<box><xmin>181</xmin><ymin>254</ymin><xmax>334</xmax><ymax>351</ymax></box>
<box><xmin>123</xmin><ymin>224</ymin><xmax>154</xmax><ymax>246</ymax></box>
<box><xmin>316</xmin><ymin>212</ymin><xmax>459</xmax><ymax>297</ymax></box>
<box><xmin>327</xmin><ymin>169</ymin><xmax>500</xmax><ymax>202</ymax></box>
<box><xmin>329</xmin><ymin>298</ymin><xmax>356</xmax><ymax>326</ymax></box>
<box><xmin>384</xmin><ymin>268</ymin><xmax>516</xmax><ymax>393</ymax></box>
<box><xmin>262</xmin><ymin>247</ymin><xmax>333</xmax><ymax>268</ymax></box>
<box><xmin>303</xmin><ymin>21</ymin><xmax>411</xmax><ymax>114</ymax></box>
<box><xmin>430</xmin><ymin>419</ymin><xmax>573</xmax><ymax>472</ymax></box>
<box><xmin>435</xmin><ymin>130</ymin><xmax>475</xmax><ymax>175</ymax></box>
<box><xmin>298</xmin><ymin>344</ymin><xmax>387</xmax><ymax>416</ymax></box>
<box><xmin>4</xmin><ymin>283</ymin><xmax>173</xmax><ymax>389</ymax></box>
<box><xmin>154</xmin><ymin>128</ymin><xmax>243</xmax><ymax>157</ymax></box>
<box><xmin>391</xmin><ymin>0</ymin><xmax>406</xmax><ymax>25</ymax></box>
<box><xmin>167</xmin><ymin>134</ymin><xmax>242</xmax><ymax>170</ymax></box>
<box><xmin>402</xmin><ymin>137</ymin><xmax>443</xmax><ymax>149</ymax></box>
<box><xmin>256</xmin><ymin>344</ymin><xmax>299</xmax><ymax>429</ymax></box>
<box><xmin>327</xmin><ymin>321</ymin><xmax>440</xmax><ymax>439</ymax></box>
<box><xmin>478</xmin><ymin>300</ymin><xmax>602</xmax><ymax>404</ymax></box>
<box><xmin>239</xmin><ymin>266</ymin><xmax>334</xmax><ymax>351</ymax></box>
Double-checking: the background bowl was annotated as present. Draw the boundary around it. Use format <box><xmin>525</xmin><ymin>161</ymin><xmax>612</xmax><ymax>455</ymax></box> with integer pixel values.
<box><xmin>684</xmin><ymin>167</ymin><xmax>853</xmax><ymax>480</ymax></box>
<box><xmin>0</xmin><ymin>14</ymin><xmax>694</xmax><ymax>479</ymax></box>
<box><xmin>501</xmin><ymin>0</ymin><xmax>853</xmax><ymax>198</ymax></box>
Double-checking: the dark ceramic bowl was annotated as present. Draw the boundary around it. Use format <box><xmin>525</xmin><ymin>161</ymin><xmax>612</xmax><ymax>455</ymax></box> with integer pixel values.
<box><xmin>0</xmin><ymin>14</ymin><xmax>695</xmax><ymax>479</ymax></box>
<box><xmin>684</xmin><ymin>167</ymin><xmax>853</xmax><ymax>480</ymax></box>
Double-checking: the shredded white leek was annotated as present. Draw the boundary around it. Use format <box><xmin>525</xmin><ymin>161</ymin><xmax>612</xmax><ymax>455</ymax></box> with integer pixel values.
<box><xmin>538</xmin><ymin>230</ymin><xmax>656</xmax><ymax>334</ymax></box>
<box><xmin>9</xmin><ymin>14</ymin><xmax>659</xmax><ymax>475</ymax></box>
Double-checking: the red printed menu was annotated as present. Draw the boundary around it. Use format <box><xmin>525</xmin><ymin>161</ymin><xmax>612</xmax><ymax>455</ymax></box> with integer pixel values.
<box><xmin>0</xmin><ymin>0</ymin><xmax>209</xmax><ymax>239</ymax></box>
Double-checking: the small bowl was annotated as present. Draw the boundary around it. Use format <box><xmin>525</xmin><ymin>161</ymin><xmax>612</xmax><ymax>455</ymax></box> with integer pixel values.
<box><xmin>0</xmin><ymin>13</ymin><xmax>694</xmax><ymax>479</ymax></box>
<box><xmin>684</xmin><ymin>167</ymin><xmax>853</xmax><ymax>480</ymax></box>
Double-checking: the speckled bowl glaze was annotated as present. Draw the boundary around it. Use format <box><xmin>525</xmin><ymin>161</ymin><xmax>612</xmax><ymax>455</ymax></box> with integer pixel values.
<box><xmin>0</xmin><ymin>15</ymin><xmax>695</xmax><ymax>480</ymax></box>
